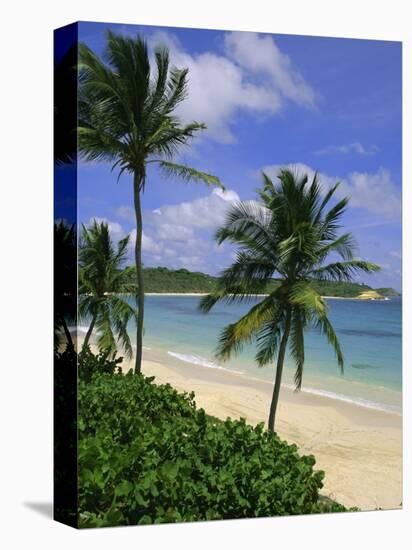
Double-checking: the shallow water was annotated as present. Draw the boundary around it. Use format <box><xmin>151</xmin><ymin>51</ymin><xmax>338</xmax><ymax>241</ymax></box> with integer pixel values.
<box><xmin>82</xmin><ymin>294</ymin><xmax>402</xmax><ymax>415</ymax></box>
<box><xmin>133</xmin><ymin>295</ymin><xmax>402</xmax><ymax>415</ymax></box>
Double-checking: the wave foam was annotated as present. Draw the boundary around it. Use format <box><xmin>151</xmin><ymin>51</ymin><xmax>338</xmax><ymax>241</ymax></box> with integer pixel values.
<box><xmin>283</xmin><ymin>384</ymin><xmax>401</xmax><ymax>415</ymax></box>
<box><xmin>167</xmin><ymin>352</ymin><xmax>400</xmax><ymax>415</ymax></box>
<box><xmin>167</xmin><ymin>351</ymin><xmax>243</xmax><ymax>375</ymax></box>
<box><xmin>68</xmin><ymin>325</ymin><xmax>89</xmax><ymax>334</ymax></box>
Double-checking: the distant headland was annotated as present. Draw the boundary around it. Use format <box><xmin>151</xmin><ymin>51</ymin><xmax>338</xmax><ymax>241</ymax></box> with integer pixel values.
<box><xmin>119</xmin><ymin>266</ymin><xmax>400</xmax><ymax>299</ymax></box>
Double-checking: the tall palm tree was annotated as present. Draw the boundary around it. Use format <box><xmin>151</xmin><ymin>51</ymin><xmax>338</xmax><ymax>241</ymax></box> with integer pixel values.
<box><xmin>78</xmin><ymin>31</ymin><xmax>222</xmax><ymax>373</ymax></box>
<box><xmin>79</xmin><ymin>220</ymin><xmax>137</xmax><ymax>359</ymax></box>
<box><xmin>200</xmin><ymin>169</ymin><xmax>380</xmax><ymax>431</ymax></box>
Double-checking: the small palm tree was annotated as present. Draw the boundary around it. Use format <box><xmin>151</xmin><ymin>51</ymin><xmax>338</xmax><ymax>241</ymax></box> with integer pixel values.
<box><xmin>200</xmin><ymin>169</ymin><xmax>380</xmax><ymax>431</ymax></box>
<box><xmin>78</xmin><ymin>31</ymin><xmax>222</xmax><ymax>373</ymax></box>
<box><xmin>54</xmin><ymin>220</ymin><xmax>76</xmax><ymax>350</ymax></box>
<box><xmin>79</xmin><ymin>220</ymin><xmax>137</xmax><ymax>358</ymax></box>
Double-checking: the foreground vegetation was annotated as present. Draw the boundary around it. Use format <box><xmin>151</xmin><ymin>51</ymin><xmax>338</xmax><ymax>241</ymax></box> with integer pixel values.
<box><xmin>77</xmin><ymin>347</ymin><xmax>353</xmax><ymax>527</ymax></box>
<box><xmin>122</xmin><ymin>266</ymin><xmax>399</xmax><ymax>298</ymax></box>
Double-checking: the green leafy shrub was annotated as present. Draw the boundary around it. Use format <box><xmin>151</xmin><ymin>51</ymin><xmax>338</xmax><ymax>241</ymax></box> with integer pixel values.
<box><xmin>78</xmin><ymin>371</ymin><xmax>353</xmax><ymax>527</ymax></box>
<box><xmin>54</xmin><ymin>346</ymin><xmax>78</xmax><ymax>525</ymax></box>
<box><xmin>78</xmin><ymin>345</ymin><xmax>124</xmax><ymax>383</ymax></box>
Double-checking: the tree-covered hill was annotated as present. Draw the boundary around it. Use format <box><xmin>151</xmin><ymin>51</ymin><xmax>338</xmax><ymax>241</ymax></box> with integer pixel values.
<box><xmin>375</xmin><ymin>287</ymin><xmax>402</xmax><ymax>297</ymax></box>
<box><xmin>120</xmin><ymin>266</ymin><xmax>400</xmax><ymax>298</ymax></box>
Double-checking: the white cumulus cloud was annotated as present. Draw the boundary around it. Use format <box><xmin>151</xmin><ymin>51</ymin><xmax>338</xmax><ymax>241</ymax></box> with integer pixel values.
<box><xmin>135</xmin><ymin>187</ymin><xmax>241</xmax><ymax>271</ymax></box>
<box><xmin>261</xmin><ymin>164</ymin><xmax>401</xmax><ymax>219</ymax></box>
<box><xmin>224</xmin><ymin>32</ymin><xmax>317</xmax><ymax>108</ymax></box>
<box><xmin>149</xmin><ymin>30</ymin><xmax>316</xmax><ymax>143</ymax></box>
<box><xmin>145</xmin><ymin>187</ymin><xmax>240</xmax><ymax>230</ymax></box>
<box><xmin>88</xmin><ymin>217</ymin><xmax>125</xmax><ymax>242</ymax></box>
<box><xmin>314</xmin><ymin>142</ymin><xmax>379</xmax><ymax>156</ymax></box>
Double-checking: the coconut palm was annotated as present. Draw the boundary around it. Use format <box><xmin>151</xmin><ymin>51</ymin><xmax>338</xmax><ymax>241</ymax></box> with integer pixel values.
<box><xmin>79</xmin><ymin>220</ymin><xmax>137</xmax><ymax>358</ymax></box>
<box><xmin>78</xmin><ymin>31</ymin><xmax>222</xmax><ymax>373</ymax></box>
<box><xmin>200</xmin><ymin>169</ymin><xmax>380</xmax><ymax>431</ymax></box>
<box><xmin>54</xmin><ymin>220</ymin><xmax>76</xmax><ymax>350</ymax></box>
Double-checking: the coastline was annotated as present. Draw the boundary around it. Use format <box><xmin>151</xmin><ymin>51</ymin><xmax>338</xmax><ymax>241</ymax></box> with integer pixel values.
<box><xmin>117</xmin><ymin>347</ymin><xmax>402</xmax><ymax>511</ymax></box>
<box><xmin>144</xmin><ymin>292</ymin><xmax>389</xmax><ymax>300</ymax></box>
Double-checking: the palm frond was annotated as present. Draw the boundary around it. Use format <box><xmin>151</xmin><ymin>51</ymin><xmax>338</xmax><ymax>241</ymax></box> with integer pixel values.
<box><xmin>198</xmin><ymin>253</ymin><xmax>274</xmax><ymax>312</ymax></box>
<box><xmin>148</xmin><ymin>46</ymin><xmax>169</xmax><ymax>112</ymax></box>
<box><xmin>311</xmin><ymin>260</ymin><xmax>381</xmax><ymax>282</ymax></box>
<box><xmin>313</xmin><ymin>182</ymin><xmax>341</xmax><ymax>224</ymax></box>
<box><xmin>290</xmin><ymin>308</ymin><xmax>305</xmax><ymax>390</ymax></box>
<box><xmin>315</xmin><ymin>315</ymin><xmax>344</xmax><ymax>373</ymax></box>
<box><xmin>215</xmin><ymin>201</ymin><xmax>274</xmax><ymax>256</ymax></box>
<box><xmin>214</xmin><ymin>295</ymin><xmax>277</xmax><ymax>361</ymax></box>
<box><xmin>108</xmin><ymin>295</ymin><xmax>138</xmax><ymax>359</ymax></box>
<box><xmin>255</xmin><ymin>305</ymin><xmax>285</xmax><ymax>366</ymax></box>
<box><xmin>157</xmin><ymin>161</ymin><xmax>223</xmax><ymax>188</ymax></box>
<box><xmin>95</xmin><ymin>303</ymin><xmax>116</xmax><ymax>356</ymax></box>
<box><xmin>320</xmin><ymin>196</ymin><xmax>349</xmax><ymax>239</ymax></box>
<box><xmin>289</xmin><ymin>281</ymin><xmax>327</xmax><ymax>318</ymax></box>
<box><xmin>316</xmin><ymin>232</ymin><xmax>356</xmax><ymax>262</ymax></box>
<box><xmin>161</xmin><ymin>67</ymin><xmax>189</xmax><ymax>115</ymax></box>
<box><xmin>147</xmin><ymin>121</ymin><xmax>206</xmax><ymax>157</ymax></box>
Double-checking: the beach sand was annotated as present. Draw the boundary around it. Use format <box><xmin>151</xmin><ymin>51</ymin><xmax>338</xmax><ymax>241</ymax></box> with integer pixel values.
<box><xmin>118</xmin><ymin>348</ymin><xmax>402</xmax><ymax>511</ymax></box>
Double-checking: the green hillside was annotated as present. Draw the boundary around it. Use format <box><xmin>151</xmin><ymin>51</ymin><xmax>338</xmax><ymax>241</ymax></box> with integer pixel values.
<box><xmin>143</xmin><ymin>267</ymin><xmax>216</xmax><ymax>293</ymax></box>
<box><xmin>121</xmin><ymin>266</ymin><xmax>400</xmax><ymax>298</ymax></box>
<box><xmin>375</xmin><ymin>287</ymin><xmax>401</xmax><ymax>297</ymax></box>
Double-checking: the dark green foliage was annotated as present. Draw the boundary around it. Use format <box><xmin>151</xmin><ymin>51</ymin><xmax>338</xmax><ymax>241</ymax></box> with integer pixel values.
<box><xmin>78</xmin><ymin>370</ymin><xmax>353</xmax><ymax>527</ymax></box>
<box><xmin>129</xmin><ymin>266</ymin><xmax>217</xmax><ymax>293</ymax></box>
<box><xmin>54</xmin><ymin>346</ymin><xmax>78</xmax><ymax>526</ymax></box>
<box><xmin>120</xmin><ymin>265</ymin><xmax>395</xmax><ymax>298</ymax></box>
<box><xmin>78</xmin><ymin>345</ymin><xmax>124</xmax><ymax>383</ymax></box>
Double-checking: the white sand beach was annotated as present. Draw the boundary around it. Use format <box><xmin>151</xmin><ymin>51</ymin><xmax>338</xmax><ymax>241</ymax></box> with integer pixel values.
<box><xmin>117</xmin><ymin>348</ymin><xmax>402</xmax><ymax>511</ymax></box>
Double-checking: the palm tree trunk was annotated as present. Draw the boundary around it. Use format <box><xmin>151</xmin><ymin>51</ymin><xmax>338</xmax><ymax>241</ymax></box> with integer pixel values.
<box><xmin>133</xmin><ymin>172</ymin><xmax>145</xmax><ymax>374</ymax></box>
<box><xmin>83</xmin><ymin>313</ymin><xmax>97</xmax><ymax>349</ymax></box>
<box><xmin>60</xmin><ymin>315</ymin><xmax>74</xmax><ymax>350</ymax></box>
<box><xmin>268</xmin><ymin>308</ymin><xmax>292</xmax><ymax>432</ymax></box>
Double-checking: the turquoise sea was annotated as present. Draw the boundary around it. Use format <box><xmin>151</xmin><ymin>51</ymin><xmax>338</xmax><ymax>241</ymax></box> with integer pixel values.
<box><xmin>82</xmin><ymin>295</ymin><xmax>402</xmax><ymax>414</ymax></box>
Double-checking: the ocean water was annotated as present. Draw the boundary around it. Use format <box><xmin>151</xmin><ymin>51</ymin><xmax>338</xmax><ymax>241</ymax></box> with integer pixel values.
<box><xmin>98</xmin><ymin>295</ymin><xmax>403</xmax><ymax>415</ymax></box>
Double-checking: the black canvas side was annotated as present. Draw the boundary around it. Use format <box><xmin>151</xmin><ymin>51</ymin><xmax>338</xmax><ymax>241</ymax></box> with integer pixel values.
<box><xmin>53</xmin><ymin>22</ymin><xmax>79</xmax><ymax>529</ymax></box>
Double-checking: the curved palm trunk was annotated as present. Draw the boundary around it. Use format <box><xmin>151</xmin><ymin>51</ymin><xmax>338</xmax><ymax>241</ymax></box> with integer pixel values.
<box><xmin>268</xmin><ymin>309</ymin><xmax>292</xmax><ymax>432</ymax></box>
<box><xmin>59</xmin><ymin>315</ymin><xmax>74</xmax><ymax>350</ymax></box>
<box><xmin>83</xmin><ymin>313</ymin><xmax>97</xmax><ymax>349</ymax></box>
<box><xmin>133</xmin><ymin>172</ymin><xmax>145</xmax><ymax>374</ymax></box>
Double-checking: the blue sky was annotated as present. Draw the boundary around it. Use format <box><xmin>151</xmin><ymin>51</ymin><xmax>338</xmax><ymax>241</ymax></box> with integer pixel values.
<box><xmin>76</xmin><ymin>21</ymin><xmax>402</xmax><ymax>290</ymax></box>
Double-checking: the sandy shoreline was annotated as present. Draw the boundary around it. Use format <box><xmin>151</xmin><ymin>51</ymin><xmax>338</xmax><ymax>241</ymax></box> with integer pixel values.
<box><xmin>116</xmin><ymin>348</ymin><xmax>402</xmax><ymax>511</ymax></box>
<box><xmin>144</xmin><ymin>292</ymin><xmax>384</xmax><ymax>300</ymax></box>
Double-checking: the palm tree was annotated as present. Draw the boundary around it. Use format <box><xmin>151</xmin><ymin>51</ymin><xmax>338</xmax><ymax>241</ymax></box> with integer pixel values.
<box><xmin>54</xmin><ymin>220</ymin><xmax>76</xmax><ymax>350</ymax></box>
<box><xmin>79</xmin><ymin>220</ymin><xmax>137</xmax><ymax>359</ymax></box>
<box><xmin>200</xmin><ymin>169</ymin><xmax>380</xmax><ymax>432</ymax></box>
<box><xmin>78</xmin><ymin>31</ymin><xmax>223</xmax><ymax>373</ymax></box>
